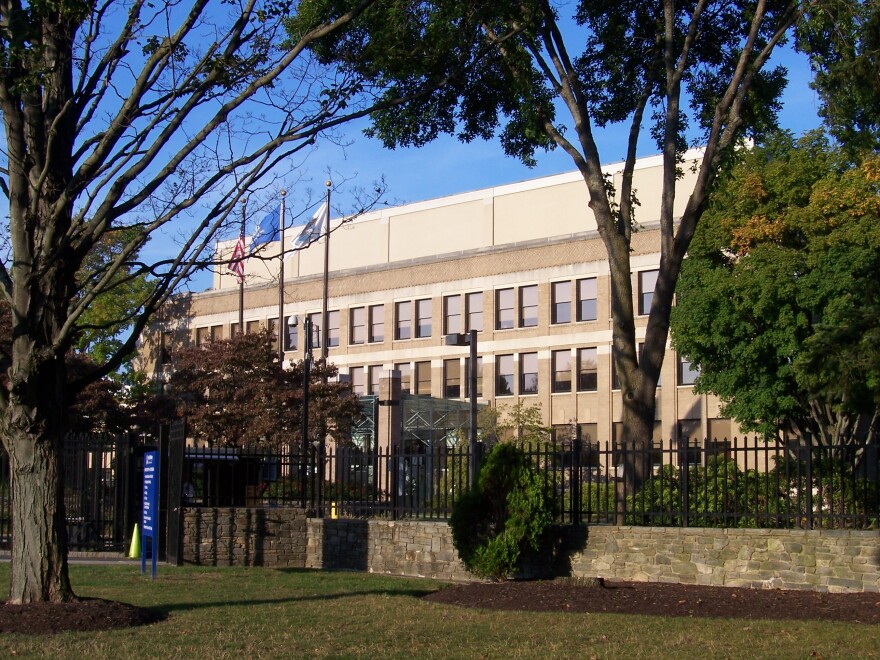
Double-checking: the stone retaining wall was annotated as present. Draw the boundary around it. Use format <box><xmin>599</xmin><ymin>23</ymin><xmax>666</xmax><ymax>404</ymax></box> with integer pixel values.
<box><xmin>181</xmin><ymin>507</ymin><xmax>306</xmax><ymax>567</ymax></box>
<box><xmin>180</xmin><ymin>508</ymin><xmax>879</xmax><ymax>592</ymax></box>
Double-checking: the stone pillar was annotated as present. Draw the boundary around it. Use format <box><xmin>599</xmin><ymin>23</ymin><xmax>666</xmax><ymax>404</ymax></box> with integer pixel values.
<box><xmin>377</xmin><ymin>370</ymin><xmax>402</xmax><ymax>453</ymax></box>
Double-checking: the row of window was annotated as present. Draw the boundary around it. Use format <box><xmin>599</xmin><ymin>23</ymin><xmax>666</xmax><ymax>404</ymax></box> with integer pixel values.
<box><xmin>192</xmin><ymin>269</ymin><xmax>660</xmax><ymax>351</ymax></box>
<box><xmin>346</xmin><ymin>350</ymin><xmax>697</xmax><ymax>397</ymax></box>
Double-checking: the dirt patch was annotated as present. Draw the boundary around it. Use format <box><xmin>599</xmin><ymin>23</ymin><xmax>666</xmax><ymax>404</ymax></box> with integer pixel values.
<box><xmin>425</xmin><ymin>579</ymin><xmax>880</xmax><ymax>624</ymax></box>
<box><xmin>0</xmin><ymin>598</ymin><xmax>165</xmax><ymax>635</ymax></box>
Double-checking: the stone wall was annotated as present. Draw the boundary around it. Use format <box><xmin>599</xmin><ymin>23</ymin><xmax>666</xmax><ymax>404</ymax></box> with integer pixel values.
<box><xmin>181</xmin><ymin>507</ymin><xmax>306</xmax><ymax>567</ymax></box>
<box><xmin>181</xmin><ymin>508</ymin><xmax>880</xmax><ymax>592</ymax></box>
<box><xmin>306</xmin><ymin>518</ymin><xmax>471</xmax><ymax>582</ymax></box>
<box><xmin>565</xmin><ymin>526</ymin><xmax>880</xmax><ymax>593</ymax></box>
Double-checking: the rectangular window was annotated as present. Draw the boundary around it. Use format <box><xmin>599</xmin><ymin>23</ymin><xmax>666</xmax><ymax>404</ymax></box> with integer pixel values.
<box><xmin>368</xmin><ymin>365</ymin><xmax>382</xmax><ymax>395</ymax></box>
<box><xmin>520</xmin><ymin>352</ymin><xmax>538</xmax><ymax>394</ymax></box>
<box><xmin>577</xmin><ymin>277</ymin><xmax>598</xmax><ymax>322</ymax></box>
<box><xmin>466</xmin><ymin>292</ymin><xmax>483</xmax><ymax>332</ymax></box>
<box><xmin>552</xmin><ymin>350</ymin><xmax>572</xmax><ymax>393</ymax></box>
<box><xmin>196</xmin><ymin>327</ymin><xmax>209</xmax><ymax>347</ymax></box>
<box><xmin>395</xmin><ymin>363</ymin><xmax>411</xmax><ymax>394</ymax></box>
<box><xmin>443</xmin><ymin>359</ymin><xmax>461</xmax><ymax>398</ymax></box>
<box><xmin>496</xmin><ymin>354</ymin><xmax>514</xmax><ymax>396</ymax></box>
<box><xmin>678</xmin><ymin>354</ymin><xmax>699</xmax><ymax>386</ymax></box>
<box><xmin>444</xmin><ymin>295</ymin><xmax>462</xmax><ymax>335</ymax></box>
<box><xmin>160</xmin><ymin>331</ymin><xmax>173</xmax><ymax>364</ymax></box>
<box><xmin>350</xmin><ymin>366</ymin><xmax>365</xmax><ymax>396</ymax></box>
<box><xmin>638</xmin><ymin>269</ymin><xmax>659</xmax><ymax>316</ymax></box>
<box><xmin>519</xmin><ymin>285</ymin><xmax>538</xmax><ymax>327</ymax></box>
<box><xmin>551</xmin><ymin>281</ymin><xmax>571</xmax><ymax>324</ymax></box>
<box><xmin>415</xmin><ymin>361</ymin><xmax>431</xmax><ymax>395</ymax></box>
<box><xmin>350</xmin><ymin>307</ymin><xmax>366</xmax><ymax>345</ymax></box>
<box><xmin>283</xmin><ymin>315</ymin><xmax>298</xmax><ymax>351</ymax></box>
<box><xmin>246</xmin><ymin>319</ymin><xmax>260</xmax><ymax>335</ymax></box>
<box><xmin>415</xmin><ymin>298</ymin><xmax>432</xmax><ymax>338</ymax></box>
<box><xmin>230</xmin><ymin>322</ymin><xmax>239</xmax><ymax>338</ymax></box>
<box><xmin>369</xmin><ymin>304</ymin><xmax>384</xmax><ymax>343</ymax></box>
<box><xmin>267</xmin><ymin>319</ymin><xmax>277</xmax><ymax>352</ymax></box>
<box><xmin>211</xmin><ymin>325</ymin><xmax>223</xmax><ymax>341</ymax></box>
<box><xmin>496</xmin><ymin>288</ymin><xmax>514</xmax><ymax>330</ymax></box>
<box><xmin>327</xmin><ymin>310</ymin><xmax>340</xmax><ymax>348</ymax></box>
<box><xmin>395</xmin><ymin>301</ymin><xmax>411</xmax><ymax>340</ymax></box>
<box><xmin>464</xmin><ymin>356</ymin><xmax>483</xmax><ymax>397</ymax></box>
<box><xmin>307</xmin><ymin>312</ymin><xmax>321</xmax><ymax>349</ymax></box>
<box><xmin>577</xmin><ymin>348</ymin><xmax>598</xmax><ymax>392</ymax></box>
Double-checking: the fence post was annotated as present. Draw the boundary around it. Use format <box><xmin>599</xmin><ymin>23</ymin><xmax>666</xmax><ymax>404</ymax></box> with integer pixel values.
<box><xmin>572</xmin><ymin>433</ymin><xmax>582</xmax><ymax>526</ymax></box>
<box><xmin>805</xmin><ymin>443</ymin><xmax>814</xmax><ymax>530</ymax></box>
<box><xmin>680</xmin><ymin>439</ymin><xmax>690</xmax><ymax>528</ymax></box>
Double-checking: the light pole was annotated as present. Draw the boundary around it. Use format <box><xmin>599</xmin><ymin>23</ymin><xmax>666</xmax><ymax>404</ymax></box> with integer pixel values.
<box><xmin>291</xmin><ymin>315</ymin><xmax>314</xmax><ymax>507</ymax></box>
<box><xmin>444</xmin><ymin>329</ymin><xmax>479</xmax><ymax>488</ymax></box>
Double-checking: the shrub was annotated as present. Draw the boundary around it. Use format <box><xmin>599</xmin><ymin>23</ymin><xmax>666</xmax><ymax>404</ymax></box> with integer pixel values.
<box><xmin>449</xmin><ymin>443</ymin><xmax>556</xmax><ymax>580</ymax></box>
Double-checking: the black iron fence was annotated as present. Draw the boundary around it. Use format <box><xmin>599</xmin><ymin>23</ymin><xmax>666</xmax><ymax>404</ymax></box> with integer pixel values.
<box><xmin>1</xmin><ymin>432</ymin><xmax>144</xmax><ymax>552</ymax></box>
<box><xmin>181</xmin><ymin>437</ymin><xmax>879</xmax><ymax>530</ymax></box>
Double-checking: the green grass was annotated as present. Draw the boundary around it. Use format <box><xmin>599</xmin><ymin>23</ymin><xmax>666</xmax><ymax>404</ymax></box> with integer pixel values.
<box><xmin>1</xmin><ymin>563</ymin><xmax>878</xmax><ymax>659</ymax></box>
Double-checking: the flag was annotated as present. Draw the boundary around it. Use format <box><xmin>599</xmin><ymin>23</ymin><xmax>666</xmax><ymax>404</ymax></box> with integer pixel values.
<box><xmin>293</xmin><ymin>201</ymin><xmax>328</xmax><ymax>248</ymax></box>
<box><xmin>228</xmin><ymin>230</ymin><xmax>246</xmax><ymax>282</ymax></box>
<box><xmin>250</xmin><ymin>206</ymin><xmax>281</xmax><ymax>252</ymax></box>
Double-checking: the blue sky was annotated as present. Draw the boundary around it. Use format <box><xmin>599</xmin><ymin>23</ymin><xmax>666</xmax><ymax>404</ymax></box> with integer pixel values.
<box><xmin>185</xmin><ymin>42</ymin><xmax>822</xmax><ymax>293</ymax></box>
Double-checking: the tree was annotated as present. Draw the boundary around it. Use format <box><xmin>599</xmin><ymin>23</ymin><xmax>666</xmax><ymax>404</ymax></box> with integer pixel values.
<box><xmin>670</xmin><ymin>131</ymin><xmax>880</xmax><ymax>445</ymax></box>
<box><xmin>0</xmin><ymin>0</ymin><xmax>448</xmax><ymax>604</ymax></box>
<box><xmin>169</xmin><ymin>329</ymin><xmax>360</xmax><ymax>448</ymax></box>
<box><xmin>305</xmin><ymin>0</ymin><xmax>804</xmax><ymax>490</ymax></box>
<box><xmin>797</xmin><ymin>0</ymin><xmax>880</xmax><ymax>153</ymax></box>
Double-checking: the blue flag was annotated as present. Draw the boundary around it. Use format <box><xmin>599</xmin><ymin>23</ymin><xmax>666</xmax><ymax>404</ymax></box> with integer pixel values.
<box><xmin>250</xmin><ymin>206</ymin><xmax>281</xmax><ymax>252</ymax></box>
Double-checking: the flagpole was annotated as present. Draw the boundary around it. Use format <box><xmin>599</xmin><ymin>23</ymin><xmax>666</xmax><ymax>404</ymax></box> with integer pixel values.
<box><xmin>238</xmin><ymin>198</ymin><xmax>246</xmax><ymax>334</ymax></box>
<box><xmin>278</xmin><ymin>190</ymin><xmax>287</xmax><ymax>363</ymax></box>
<box><xmin>320</xmin><ymin>181</ymin><xmax>331</xmax><ymax>360</ymax></box>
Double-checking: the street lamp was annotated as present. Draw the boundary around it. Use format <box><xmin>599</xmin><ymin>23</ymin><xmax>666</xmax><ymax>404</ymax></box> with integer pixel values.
<box><xmin>444</xmin><ymin>329</ymin><xmax>479</xmax><ymax>488</ymax></box>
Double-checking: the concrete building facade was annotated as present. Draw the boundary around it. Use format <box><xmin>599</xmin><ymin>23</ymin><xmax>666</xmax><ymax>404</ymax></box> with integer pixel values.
<box><xmin>146</xmin><ymin>149</ymin><xmax>738</xmax><ymax>446</ymax></box>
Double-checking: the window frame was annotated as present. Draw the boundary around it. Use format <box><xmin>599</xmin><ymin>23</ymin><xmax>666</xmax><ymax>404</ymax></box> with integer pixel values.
<box><xmin>495</xmin><ymin>288</ymin><xmax>514</xmax><ymax>330</ymax></box>
<box><xmin>577</xmin><ymin>347</ymin><xmax>598</xmax><ymax>392</ymax></box>
<box><xmin>638</xmin><ymin>269</ymin><xmax>659</xmax><ymax>316</ymax></box>
<box><xmin>415</xmin><ymin>298</ymin><xmax>432</xmax><ymax>338</ymax></box>
<box><xmin>496</xmin><ymin>354</ymin><xmax>514</xmax><ymax>396</ymax></box>
<box><xmin>395</xmin><ymin>301</ymin><xmax>411</xmax><ymax>340</ymax></box>
<box><xmin>552</xmin><ymin>349</ymin><xmax>572</xmax><ymax>393</ymax></box>
<box><xmin>519</xmin><ymin>352</ymin><xmax>538</xmax><ymax>395</ymax></box>
<box><xmin>350</xmin><ymin>306</ymin><xmax>366</xmax><ymax>345</ymax></box>
<box><xmin>577</xmin><ymin>277</ymin><xmax>598</xmax><ymax>322</ymax></box>
<box><xmin>551</xmin><ymin>281</ymin><xmax>571</xmax><ymax>325</ymax></box>
<box><xmin>519</xmin><ymin>284</ymin><xmax>538</xmax><ymax>328</ymax></box>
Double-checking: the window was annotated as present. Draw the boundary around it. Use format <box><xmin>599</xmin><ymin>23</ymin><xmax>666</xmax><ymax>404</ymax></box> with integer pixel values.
<box><xmin>552</xmin><ymin>281</ymin><xmax>571</xmax><ymax>324</ymax></box>
<box><xmin>210</xmin><ymin>325</ymin><xmax>223</xmax><ymax>341</ymax></box>
<box><xmin>552</xmin><ymin>350</ymin><xmax>572</xmax><ymax>393</ymax></box>
<box><xmin>577</xmin><ymin>348</ymin><xmax>598</xmax><ymax>391</ymax></box>
<box><xmin>444</xmin><ymin>295</ymin><xmax>462</xmax><ymax>334</ymax></box>
<box><xmin>369</xmin><ymin>304</ymin><xmax>384</xmax><ymax>343</ymax></box>
<box><xmin>327</xmin><ymin>310</ymin><xmax>340</xmax><ymax>348</ymax></box>
<box><xmin>414</xmin><ymin>361</ymin><xmax>431</xmax><ymax>395</ymax></box>
<box><xmin>307</xmin><ymin>312</ymin><xmax>321</xmax><ymax>349</ymax></box>
<box><xmin>246</xmin><ymin>319</ymin><xmax>260</xmax><ymax>335</ymax></box>
<box><xmin>196</xmin><ymin>327</ymin><xmax>209</xmax><ymax>347</ymax></box>
<box><xmin>611</xmin><ymin>349</ymin><xmax>620</xmax><ymax>390</ymax></box>
<box><xmin>520</xmin><ymin>352</ymin><xmax>538</xmax><ymax>394</ymax></box>
<box><xmin>466</xmin><ymin>292</ymin><xmax>483</xmax><ymax>332</ymax></box>
<box><xmin>267</xmin><ymin>319</ymin><xmax>278</xmax><ymax>352</ymax></box>
<box><xmin>350</xmin><ymin>366</ymin><xmax>365</xmax><ymax>395</ymax></box>
<box><xmin>395</xmin><ymin>301</ymin><xmax>411</xmax><ymax>340</ymax></box>
<box><xmin>464</xmin><ymin>356</ymin><xmax>483</xmax><ymax>397</ymax></box>
<box><xmin>444</xmin><ymin>359</ymin><xmax>461</xmax><ymax>398</ymax></box>
<box><xmin>577</xmin><ymin>277</ymin><xmax>598</xmax><ymax>322</ymax></box>
<box><xmin>415</xmin><ymin>298</ymin><xmax>432</xmax><ymax>338</ymax></box>
<box><xmin>638</xmin><ymin>269</ymin><xmax>659</xmax><ymax>316</ymax></box>
<box><xmin>519</xmin><ymin>285</ymin><xmax>538</xmax><ymax>327</ymax></box>
<box><xmin>230</xmin><ymin>322</ymin><xmax>239</xmax><ymax>337</ymax></box>
<box><xmin>350</xmin><ymin>307</ymin><xmax>366</xmax><ymax>345</ymax></box>
<box><xmin>368</xmin><ymin>365</ymin><xmax>382</xmax><ymax>395</ymax></box>
<box><xmin>160</xmin><ymin>331</ymin><xmax>173</xmax><ymax>364</ymax></box>
<box><xmin>678</xmin><ymin>354</ymin><xmax>699</xmax><ymax>386</ymax></box>
<box><xmin>395</xmin><ymin>363</ymin><xmax>411</xmax><ymax>394</ymax></box>
<box><xmin>496</xmin><ymin>354</ymin><xmax>514</xmax><ymax>396</ymax></box>
<box><xmin>496</xmin><ymin>288</ymin><xmax>514</xmax><ymax>330</ymax></box>
<box><xmin>283</xmin><ymin>315</ymin><xmax>298</xmax><ymax>351</ymax></box>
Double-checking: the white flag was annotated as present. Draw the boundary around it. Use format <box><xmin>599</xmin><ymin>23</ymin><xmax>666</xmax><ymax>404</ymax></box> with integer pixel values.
<box><xmin>293</xmin><ymin>201</ymin><xmax>328</xmax><ymax>248</ymax></box>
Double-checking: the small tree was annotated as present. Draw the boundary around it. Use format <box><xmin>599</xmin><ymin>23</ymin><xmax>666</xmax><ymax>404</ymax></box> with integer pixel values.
<box><xmin>169</xmin><ymin>329</ymin><xmax>360</xmax><ymax>449</ymax></box>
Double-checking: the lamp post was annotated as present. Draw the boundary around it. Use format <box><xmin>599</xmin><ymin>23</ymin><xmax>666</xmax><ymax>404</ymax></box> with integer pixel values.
<box><xmin>444</xmin><ymin>329</ymin><xmax>479</xmax><ymax>488</ymax></box>
<box><xmin>291</xmin><ymin>315</ymin><xmax>314</xmax><ymax>507</ymax></box>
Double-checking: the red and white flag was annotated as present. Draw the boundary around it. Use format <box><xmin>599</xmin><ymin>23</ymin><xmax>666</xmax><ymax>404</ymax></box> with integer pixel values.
<box><xmin>228</xmin><ymin>232</ymin><xmax>246</xmax><ymax>282</ymax></box>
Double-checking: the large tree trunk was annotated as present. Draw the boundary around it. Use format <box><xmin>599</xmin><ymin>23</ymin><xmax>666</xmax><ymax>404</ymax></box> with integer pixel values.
<box><xmin>3</xmin><ymin>357</ymin><xmax>74</xmax><ymax>604</ymax></box>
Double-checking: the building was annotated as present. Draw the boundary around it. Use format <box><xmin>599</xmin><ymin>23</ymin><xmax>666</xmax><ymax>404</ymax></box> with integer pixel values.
<box><xmin>143</xmin><ymin>149</ymin><xmax>739</xmax><ymax>448</ymax></box>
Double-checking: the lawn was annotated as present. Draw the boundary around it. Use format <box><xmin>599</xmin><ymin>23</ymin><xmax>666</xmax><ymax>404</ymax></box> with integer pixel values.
<box><xmin>1</xmin><ymin>563</ymin><xmax>878</xmax><ymax>659</ymax></box>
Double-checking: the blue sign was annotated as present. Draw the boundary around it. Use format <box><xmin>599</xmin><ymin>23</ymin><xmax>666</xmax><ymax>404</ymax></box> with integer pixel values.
<box><xmin>142</xmin><ymin>450</ymin><xmax>159</xmax><ymax>579</ymax></box>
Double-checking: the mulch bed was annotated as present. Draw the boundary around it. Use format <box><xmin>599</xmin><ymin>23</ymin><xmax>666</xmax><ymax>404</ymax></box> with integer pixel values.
<box><xmin>3</xmin><ymin>579</ymin><xmax>879</xmax><ymax>635</ymax></box>
<box><xmin>425</xmin><ymin>579</ymin><xmax>880</xmax><ymax>624</ymax></box>
<box><xmin>0</xmin><ymin>598</ymin><xmax>164</xmax><ymax>635</ymax></box>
